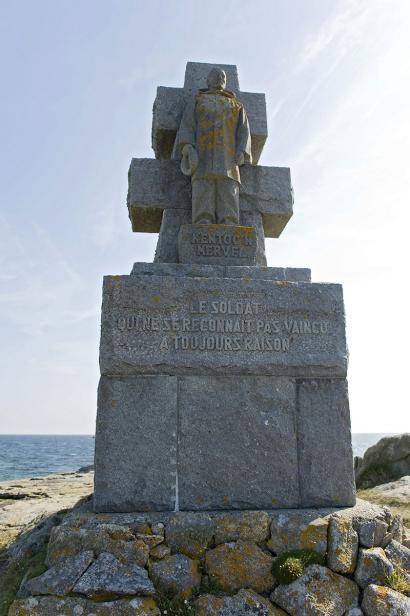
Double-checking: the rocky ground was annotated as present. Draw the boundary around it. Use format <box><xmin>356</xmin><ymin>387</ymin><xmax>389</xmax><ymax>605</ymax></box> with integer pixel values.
<box><xmin>357</xmin><ymin>476</ymin><xmax>410</xmax><ymax>528</ymax></box>
<box><xmin>0</xmin><ymin>470</ymin><xmax>94</xmax><ymax>553</ymax></box>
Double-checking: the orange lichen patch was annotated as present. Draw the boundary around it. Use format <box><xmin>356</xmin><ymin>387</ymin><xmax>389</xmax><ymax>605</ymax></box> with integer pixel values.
<box><xmin>300</xmin><ymin>518</ymin><xmax>328</xmax><ymax>552</ymax></box>
<box><xmin>205</xmin><ymin>540</ymin><xmax>274</xmax><ymax>593</ymax></box>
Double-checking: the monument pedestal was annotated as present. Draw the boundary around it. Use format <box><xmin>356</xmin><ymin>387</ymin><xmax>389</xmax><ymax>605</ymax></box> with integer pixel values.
<box><xmin>94</xmin><ymin>263</ymin><xmax>355</xmax><ymax>512</ymax></box>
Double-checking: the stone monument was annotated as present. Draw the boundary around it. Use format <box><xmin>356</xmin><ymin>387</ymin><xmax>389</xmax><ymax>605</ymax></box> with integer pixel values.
<box><xmin>94</xmin><ymin>62</ymin><xmax>355</xmax><ymax>512</ymax></box>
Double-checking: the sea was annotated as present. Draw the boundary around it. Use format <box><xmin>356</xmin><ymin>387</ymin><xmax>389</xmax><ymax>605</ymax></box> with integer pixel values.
<box><xmin>0</xmin><ymin>433</ymin><xmax>399</xmax><ymax>482</ymax></box>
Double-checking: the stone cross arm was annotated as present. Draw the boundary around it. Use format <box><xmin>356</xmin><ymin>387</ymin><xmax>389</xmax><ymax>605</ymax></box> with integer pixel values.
<box><xmin>127</xmin><ymin>159</ymin><xmax>293</xmax><ymax>239</ymax></box>
<box><xmin>152</xmin><ymin>62</ymin><xmax>267</xmax><ymax>164</ymax></box>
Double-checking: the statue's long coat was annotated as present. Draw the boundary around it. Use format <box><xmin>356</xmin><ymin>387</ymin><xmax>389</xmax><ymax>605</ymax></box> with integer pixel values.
<box><xmin>173</xmin><ymin>89</ymin><xmax>252</xmax><ymax>183</ymax></box>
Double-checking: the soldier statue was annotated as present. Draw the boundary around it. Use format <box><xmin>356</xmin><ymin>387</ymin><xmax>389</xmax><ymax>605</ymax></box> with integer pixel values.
<box><xmin>172</xmin><ymin>67</ymin><xmax>252</xmax><ymax>225</ymax></box>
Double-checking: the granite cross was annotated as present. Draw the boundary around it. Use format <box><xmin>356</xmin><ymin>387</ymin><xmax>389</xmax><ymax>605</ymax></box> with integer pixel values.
<box><xmin>127</xmin><ymin>62</ymin><xmax>294</xmax><ymax>265</ymax></box>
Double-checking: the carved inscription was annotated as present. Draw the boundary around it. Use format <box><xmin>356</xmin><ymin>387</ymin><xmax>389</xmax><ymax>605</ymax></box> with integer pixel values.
<box><xmin>116</xmin><ymin>298</ymin><xmax>330</xmax><ymax>354</ymax></box>
<box><xmin>191</xmin><ymin>229</ymin><xmax>255</xmax><ymax>259</ymax></box>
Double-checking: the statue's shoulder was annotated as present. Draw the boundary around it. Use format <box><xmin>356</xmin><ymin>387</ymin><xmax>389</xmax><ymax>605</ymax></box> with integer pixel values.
<box><xmin>196</xmin><ymin>89</ymin><xmax>241</xmax><ymax>104</ymax></box>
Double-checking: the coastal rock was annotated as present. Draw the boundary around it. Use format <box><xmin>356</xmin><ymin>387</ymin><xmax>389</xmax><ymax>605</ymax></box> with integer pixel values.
<box><xmin>354</xmin><ymin>547</ymin><xmax>394</xmax><ymax>588</ymax></box>
<box><xmin>385</xmin><ymin>539</ymin><xmax>410</xmax><ymax>571</ymax></box>
<box><xmin>46</xmin><ymin>524</ymin><xmax>149</xmax><ymax>567</ymax></box>
<box><xmin>382</xmin><ymin>514</ymin><xmax>404</xmax><ymax>547</ymax></box>
<box><xmin>18</xmin><ymin>550</ymin><xmax>94</xmax><ymax>597</ymax></box>
<box><xmin>0</xmin><ymin>471</ymin><xmax>93</xmax><ymax>553</ymax></box>
<box><xmin>165</xmin><ymin>513</ymin><xmax>215</xmax><ymax>558</ymax></box>
<box><xmin>205</xmin><ymin>540</ymin><xmax>275</xmax><ymax>593</ymax></box>
<box><xmin>327</xmin><ymin>515</ymin><xmax>358</xmax><ymax>573</ymax></box>
<box><xmin>268</xmin><ymin>511</ymin><xmax>328</xmax><ymax>556</ymax></box>
<box><xmin>8</xmin><ymin>596</ymin><xmax>160</xmax><ymax>615</ymax></box>
<box><xmin>355</xmin><ymin>434</ymin><xmax>410</xmax><ymax>488</ymax></box>
<box><xmin>213</xmin><ymin>511</ymin><xmax>271</xmax><ymax>544</ymax></box>
<box><xmin>73</xmin><ymin>552</ymin><xmax>155</xmax><ymax>599</ymax></box>
<box><xmin>403</xmin><ymin>526</ymin><xmax>410</xmax><ymax>549</ymax></box>
<box><xmin>195</xmin><ymin>589</ymin><xmax>286</xmax><ymax>615</ymax></box>
<box><xmin>271</xmin><ymin>564</ymin><xmax>359</xmax><ymax>615</ymax></box>
<box><xmin>357</xmin><ymin>518</ymin><xmax>388</xmax><ymax>548</ymax></box>
<box><xmin>149</xmin><ymin>553</ymin><xmax>201</xmax><ymax>598</ymax></box>
<box><xmin>362</xmin><ymin>583</ymin><xmax>410</xmax><ymax>615</ymax></box>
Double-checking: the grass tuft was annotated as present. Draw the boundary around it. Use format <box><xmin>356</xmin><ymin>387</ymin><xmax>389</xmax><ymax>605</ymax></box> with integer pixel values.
<box><xmin>272</xmin><ymin>549</ymin><xmax>325</xmax><ymax>585</ymax></box>
<box><xmin>0</xmin><ymin>545</ymin><xmax>47</xmax><ymax>616</ymax></box>
<box><xmin>387</xmin><ymin>567</ymin><xmax>410</xmax><ymax>595</ymax></box>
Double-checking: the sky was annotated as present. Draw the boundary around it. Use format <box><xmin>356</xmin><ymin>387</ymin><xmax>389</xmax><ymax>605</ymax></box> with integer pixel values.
<box><xmin>0</xmin><ymin>0</ymin><xmax>409</xmax><ymax>434</ymax></box>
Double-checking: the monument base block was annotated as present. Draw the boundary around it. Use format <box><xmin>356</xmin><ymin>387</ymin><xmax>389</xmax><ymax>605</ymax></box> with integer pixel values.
<box><xmin>94</xmin><ymin>262</ymin><xmax>354</xmax><ymax>513</ymax></box>
<box><xmin>94</xmin><ymin>374</ymin><xmax>355</xmax><ymax>513</ymax></box>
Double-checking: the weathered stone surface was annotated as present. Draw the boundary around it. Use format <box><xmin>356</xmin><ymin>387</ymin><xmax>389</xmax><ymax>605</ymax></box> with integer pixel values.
<box><xmin>362</xmin><ymin>583</ymin><xmax>410</xmax><ymax>615</ymax></box>
<box><xmin>130</xmin><ymin>261</ymin><xmax>311</xmax><ymax>282</ymax></box>
<box><xmin>354</xmin><ymin>547</ymin><xmax>394</xmax><ymax>588</ymax></box>
<box><xmin>149</xmin><ymin>553</ymin><xmax>201</xmax><ymax>598</ymax></box>
<box><xmin>385</xmin><ymin>539</ymin><xmax>410</xmax><ymax>571</ymax></box>
<box><xmin>178</xmin><ymin>376</ymin><xmax>299</xmax><ymax>510</ymax></box>
<box><xmin>149</xmin><ymin>543</ymin><xmax>171</xmax><ymax>560</ymax></box>
<box><xmin>297</xmin><ymin>379</ymin><xmax>355</xmax><ymax>507</ymax></box>
<box><xmin>128</xmin><ymin>159</ymin><xmax>293</xmax><ymax>238</ymax></box>
<box><xmin>271</xmin><ymin>564</ymin><xmax>359</xmax><ymax>616</ymax></box>
<box><xmin>195</xmin><ymin>589</ymin><xmax>286</xmax><ymax>616</ymax></box>
<box><xmin>165</xmin><ymin>512</ymin><xmax>215</xmax><ymax>558</ymax></box>
<box><xmin>355</xmin><ymin>433</ymin><xmax>410</xmax><ymax>489</ymax></box>
<box><xmin>384</xmin><ymin>514</ymin><xmax>405</xmax><ymax>546</ymax></box>
<box><xmin>100</xmin><ymin>273</ymin><xmax>347</xmax><ymax>378</ymax></box>
<box><xmin>8</xmin><ymin>596</ymin><xmax>161</xmax><ymax>615</ymax></box>
<box><xmin>19</xmin><ymin>550</ymin><xmax>94</xmax><ymax>597</ymax></box>
<box><xmin>403</xmin><ymin>526</ymin><xmax>410</xmax><ymax>549</ymax></box>
<box><xmin>345</xmin><ymin>609</ymin><xmax>364</xmax><ymax>616</ymax></box>
<box><xmin>357</xmin><ymin>518</ymin><xmax>389</xmax><ymax>547</ymax></box>
<box><xmin>46</xmin><ymin>524</ymin><xmax>149</xmax><ymax>567</ymax></box>
<box><xmin>94</xmin><ymin>376</ymin><xmax>177</xmax><ymax>512</ymax></box>
<box><xmin>151</xmin><ymin>522</ymin><xmax>165</xmax><ymax>536</ymax></box>
<box><xmin>327</xmin><ymin>515</ymin><xmax>359</xmax><ymax>574</ymax></box>
<box><xmin>73</xmin><ymin>552</ymin><xmax>155</xmax><ymax>599</ymax></box>
<box><xmin>267</xmin><ymin>511</ymin><xmax>329</xmax><ymax>556</ymax></box>
<box><xmin>205</xmin><ymin>540</ymin><xmax>275</xmax><ymax>593</ymax></box>
<box><xmin>134</xmin><ymin>534</ymin><xmax>163</xmax><ymax>550</ymax></box>
<box><xmin>178</xmin><ymin>224</ymin><xmax>257</xmax><ymax>266</ymax></box>
<box><xmin>213</xmin><ymin>511</ymin><xmax>271</xmax><ymax>544</ymax></box>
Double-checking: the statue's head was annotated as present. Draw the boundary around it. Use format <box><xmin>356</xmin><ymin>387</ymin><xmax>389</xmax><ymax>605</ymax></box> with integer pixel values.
<box><xmin>206</xmin><ymin>67</ymin><xmax>227</xmax><ymax>92</ymax></box>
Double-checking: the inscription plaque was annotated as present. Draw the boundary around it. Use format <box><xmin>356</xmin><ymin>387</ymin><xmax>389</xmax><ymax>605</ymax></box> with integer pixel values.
<box><xmin>100</xmin><ymin>272</ymin><xmax>347</xmax><ymax>377</ymax></box>
<box><xmin>178</xmin><ymin>224</ymin><xmax>257</xmax><ymax>266</ymax></box>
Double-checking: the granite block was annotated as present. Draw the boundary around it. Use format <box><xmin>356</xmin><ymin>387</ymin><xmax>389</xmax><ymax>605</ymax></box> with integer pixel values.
<box><xmin>184</xmin><ymin>62</ymin><xmax>240</xmax><ymax>93</ymax></box>
<box><xmin>130</xmin><ymin>262</ymin><xmax>311</xmax><ymax>282</ymax></box>
<box><xmin>178</xmin><ymin>376</ymin><xmax>299</xmax><ymax>510</ymax></box>
<box><xmin>99</xmin><ymin>274</ymin><xmax>347</xmax><ymax>377</ymax></box>
<box><xmin>297</xmin><ymin>379</ymin><xmax>356</xmax><ymax>507</ymax></box>
<box><xmin>94</xmin><ymin>376</ymin><xmax>177</xmax><ymax>512</ymax></box>
<box><xmin>154</xmin><ymin>209</ymin><xmax>190</xmax><ymax>263</ymax></box>
<box><xmin>127</xmin><ymin>159</ymin><xmax>293</xmax><ymax>238</ymax></box>
<box><xmin>178</xmin><ymin>224</ymin><xmax>257</xmax><ymax>266</ymax></box>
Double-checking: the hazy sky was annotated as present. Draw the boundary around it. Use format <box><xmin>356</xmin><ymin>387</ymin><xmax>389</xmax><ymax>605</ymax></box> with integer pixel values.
<box><xmin>1</xmin><ymin>0</ymin><xmax>409</xmax><ymax>434</ymax></box>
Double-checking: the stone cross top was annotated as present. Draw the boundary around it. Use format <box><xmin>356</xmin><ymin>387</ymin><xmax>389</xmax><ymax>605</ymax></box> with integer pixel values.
<box><xmin>127</xmin><ymin>62</ymin><xmax>294</xmax><ymax>266</ymax></box>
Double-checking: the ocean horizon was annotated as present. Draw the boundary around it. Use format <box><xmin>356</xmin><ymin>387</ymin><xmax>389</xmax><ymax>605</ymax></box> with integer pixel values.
<box><xmin>0</xmin><ymin>433</ymin><xmax>400</xmax><ymax>482</ymax></box>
